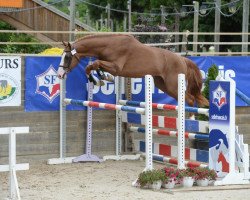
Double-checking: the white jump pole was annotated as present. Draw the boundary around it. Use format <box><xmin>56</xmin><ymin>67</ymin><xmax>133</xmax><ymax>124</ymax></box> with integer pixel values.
<box><xmin>177</xmin><ymin>74</ymin><xmax>186</xmax><ymax>169</ymax></box>
<box><xmin>115</xmin><ymin>76</ymin><xmax>123</xmax><ymax>156</ymax></box>
<box><xmin>0</xmin><ymin>127</ymin><xmax>29</xmax><ymax>200</ymax></box>
<box><xmin>145</xmin><ymin>75</ymin><xmax>153</xmax><ymax>170</ymax></box>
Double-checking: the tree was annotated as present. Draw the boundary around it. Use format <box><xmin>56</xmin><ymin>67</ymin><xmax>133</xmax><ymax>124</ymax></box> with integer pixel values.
<box><xmin>0</xmin><ymin>21</ymin><xmax>50</xmax><ymax>54</ymax></box>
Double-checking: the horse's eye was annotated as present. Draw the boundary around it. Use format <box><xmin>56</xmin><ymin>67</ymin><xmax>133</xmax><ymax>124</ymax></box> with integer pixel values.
<box><xmin>65</xmin><ymin>54</ymin><xmax>71</xmax><ymax>59</ymax></box>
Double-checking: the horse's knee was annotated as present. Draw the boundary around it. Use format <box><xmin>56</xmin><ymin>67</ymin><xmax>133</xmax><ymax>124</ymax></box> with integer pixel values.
<box><xmin>185</xmin><ymin>93</ymin><xmax>195</xmax><ymax>107</ymax></box>
<box><xmin>85</xmin><ymin>66</ymin><xmax>92</xmax><ymax>75</ymax></box>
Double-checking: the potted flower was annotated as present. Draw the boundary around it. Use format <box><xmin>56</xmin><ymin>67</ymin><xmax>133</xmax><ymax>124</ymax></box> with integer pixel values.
<box><xmin>137</xmin><ymin>169</ymin><xmax>165</xmax><ymax>190</ymax></box>
<box><xmin>194</xmin><ymin>167</ymin><xmax>210</xmax><ymax>186</ymax></box>
<box><xmin>179</xmin><ymin>167</ymin><xmax>196</xmax><ymax>188</ymax></box>
<box><xmin>194</xmin><ymin>167</ymin><xmax>217</xmax><ymax>187</ymax></box>
<box><xmin>162</xmin><ymin>167</ymin><xmax>181</xmax><ymax>189</ymax></box>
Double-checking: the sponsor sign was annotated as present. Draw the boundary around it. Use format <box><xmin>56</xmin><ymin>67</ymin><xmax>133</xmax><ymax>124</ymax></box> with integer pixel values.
<box><xmin>0</xmin><ymin>56</ymin><xmax>21</xmax><ymax>106</ymax></box>
<box><xmin>209</xmin><ymin>81</ymin><xmax>230</xmax><ymax>177</ymax></box>
<box><xmin>25</xmin><ymin>56</ymin><xmax>250</xmax><ymax>111</ymax></box>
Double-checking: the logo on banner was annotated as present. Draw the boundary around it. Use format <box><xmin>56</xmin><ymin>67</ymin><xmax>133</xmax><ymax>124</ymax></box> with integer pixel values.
<box><xmin>212</xmin><ymin>84</ymin><xmax>227</xmax><ymax>110</ymax></box>
<box><xmin>36</xmin><ymin>65</ymin><xmax>60</xmax><ymax>103</ymax></box>
<box><xmin>0</xmin><ymin>73</ymin><xmax>19</xmax><ymax>104</ymax></box>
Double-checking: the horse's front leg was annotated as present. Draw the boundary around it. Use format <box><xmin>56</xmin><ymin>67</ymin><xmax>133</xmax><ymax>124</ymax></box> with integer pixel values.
<box><xmin>86</xmin><ymin>60</ymin><xmax>120</xmax><ymax>82</ymax></box>
<box><xmin>85</xmin><ymin>62</ymin><xmax>105</xmax><ymax>86</ymax></box>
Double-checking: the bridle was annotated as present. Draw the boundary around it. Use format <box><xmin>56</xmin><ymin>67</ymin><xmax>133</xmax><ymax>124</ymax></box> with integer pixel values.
<box><xmin>59</xmin><ymin>46</ymin><xmax>80</xmax><ymax>74</ymax></box>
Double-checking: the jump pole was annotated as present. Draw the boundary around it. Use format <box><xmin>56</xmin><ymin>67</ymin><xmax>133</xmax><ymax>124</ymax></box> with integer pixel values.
<box><xmin>0</xmin><ymin>127</ymin><xmax>29</xmax><ymax>200</ymax></box>
<box><xmin>47</xmin><ymin>78</ymin><xmax>76</xmax><ymax>164</ymax></box>
<box><xmin>177</xmin><ymin>73</ymin><xmax>186</xmax><ymax>169</ymax></box>
<box><xmin>144</xmin><ymin>75</ymin><xmax>153</xmax><ymax>170</ymax></box>
<box><xmin>72</xmin><ymin>81</ymin><xmax>102</xmax><ymax>162</ymax></box>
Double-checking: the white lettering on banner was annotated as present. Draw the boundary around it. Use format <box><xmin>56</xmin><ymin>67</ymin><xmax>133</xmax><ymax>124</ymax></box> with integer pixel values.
<box><xmin>87</xmin><ymin>65</ymin><xmax>237</xmax><ymax>96</ymax></box>
<box><xmin>101</xmin><ymin>81</ymin><xmax>114</xmax><ymax>95</ymax></box>
<box><xmin>211</xmin><ymin>114</ymin><xmax>228</xmax><ymax>121</ymax></box>
<box><xmin>132</xmin><ymin>78</ymin><xmax>142</xmax><ymax>94</ymax></box>
<box><xmin>88</xmin><ymin>75</ymin><xmax>164</xmax><ymax>95</ymax></box>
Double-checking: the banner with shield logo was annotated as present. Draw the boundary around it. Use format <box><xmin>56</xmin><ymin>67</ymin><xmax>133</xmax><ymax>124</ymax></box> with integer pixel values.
<box><xmin>0</xmin><ymin>56</ymin><xmax>21</xmax><ymax>106</ymax></box>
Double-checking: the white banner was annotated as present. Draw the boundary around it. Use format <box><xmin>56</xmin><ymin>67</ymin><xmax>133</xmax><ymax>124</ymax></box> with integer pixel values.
<box><xmin>0</xmin><ymin>56</ymin><xmax>21</xmax><ymax>106</ymax></box>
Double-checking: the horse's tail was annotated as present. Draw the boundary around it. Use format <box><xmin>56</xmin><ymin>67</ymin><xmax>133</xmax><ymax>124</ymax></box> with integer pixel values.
<box><xmin>184</xmin><ymin>57</ymin><xmax>209</xmax><ymax>107</ymax></box>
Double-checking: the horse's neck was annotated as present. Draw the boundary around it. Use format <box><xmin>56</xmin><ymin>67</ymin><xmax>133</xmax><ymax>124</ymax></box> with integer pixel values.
<box><xmin>74</xmin><ymin>37</ymin><xmax>109</xmax><ymax>57</ymax></box>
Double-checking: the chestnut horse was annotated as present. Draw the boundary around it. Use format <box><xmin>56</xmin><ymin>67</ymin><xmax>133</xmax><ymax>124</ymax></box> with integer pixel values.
<box><xmin>58</xmin><ymin>34</ymin><xmax>208</xmax><ymax>107</ymax></box>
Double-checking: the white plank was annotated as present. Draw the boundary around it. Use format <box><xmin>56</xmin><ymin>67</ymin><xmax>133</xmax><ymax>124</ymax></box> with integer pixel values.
<box><xmin>0</xmin><ymin>127</ymin><xmax>29</xmax><ymax>135</ymax></box>
<box><xmin>0</xmin><ymin>163</ymin><xmax>29</xmax><ymax>172</ymax></box>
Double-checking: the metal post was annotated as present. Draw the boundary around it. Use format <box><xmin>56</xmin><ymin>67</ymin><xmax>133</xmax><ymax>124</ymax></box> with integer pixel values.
<box><xmin>59</xmin><ymin>79</ymin><xmax>66</xmax><ymax>159</ymax></box>
<box><xmin>160</xmin><ymin>5</ymin><xmax>166</xmax><ymax>26</ymax></box>
<box><xmin>100</xmin><ymin>14</ymin><xmax>104</xmax><ymax>30</ymax></box>
<box><xmin>127</xmin><ymin>0</ymin><xmax>132</xmax><ymax>32</ymax></box>
<box><xmin>214</xmin><ymin>0</ymin><xmax>221</xmax><ymax>53</ymax></box>
<box><xmin>193</xmin><ymin>1</ymin><xmax>199</xmax><ymax>54</ymax></box>
<box><xmin>242</xmin><ymin>0</ymin><xmax>249</xmax><ymax>53</ymax></box>
<box><xmin>69</xmin><ymin>0</ymin><xmax>76</xmax><ymax>42</ymax></box>
<box><xmin>175</xmin><ymin>11</ymin><xmax>180</xmax><ymax>52</ymax></box>
<box><xmin>9</xmin><ymin>128</ymin><xmax>16</xmax><ymax>199</ymax></box>
<box><xmin>86</xmin><ymin>10</ymin><xmax>90</xmax><ymax>26</ymax></box>
<box><xmin>123</xmin><ymin>14</ymin><xmax>127</xmax><ymax>32</ymax></box>
<box><xmin>106</xmin><ymin>3</ymin><xmax>111</xmax><ymax>29</ymax></box>
<box><xmin>115</xmin><ymin>77</ymin><xmax>123</xmax><ymax>156</ymax></box>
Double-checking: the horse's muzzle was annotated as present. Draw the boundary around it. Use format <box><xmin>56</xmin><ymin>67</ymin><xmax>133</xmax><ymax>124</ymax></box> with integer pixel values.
<box><xmin>57</xmin><ymin>66</ymin><xmax>67</xmax><ymax>79</ymax></box>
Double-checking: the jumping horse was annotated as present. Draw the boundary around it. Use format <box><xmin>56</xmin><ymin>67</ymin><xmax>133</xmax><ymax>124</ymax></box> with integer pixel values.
<box><xmin>58</xmin><ymin>34</ymin><xmax>208</xmax><ymax>108</ymax></box>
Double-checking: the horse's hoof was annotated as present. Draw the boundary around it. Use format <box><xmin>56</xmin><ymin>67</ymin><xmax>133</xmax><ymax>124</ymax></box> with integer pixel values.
<box><xmin>98</xmin><ymin>80</ymin><xmax>105</xmax><ymax>86</ymax></box>
<box><xmin>107</xmin><ymin>74</ymin><xmax>114</xmax><ymax>82</ymax></box>
<box><xmin>96</xmin><ymin>69</ymin><xmax>106</xmax><ymax>80</ymax></box>
<box><xmin>88</xmin><ymin>75</ymin><xmax>97</xmax><ymax>85</ymax></box>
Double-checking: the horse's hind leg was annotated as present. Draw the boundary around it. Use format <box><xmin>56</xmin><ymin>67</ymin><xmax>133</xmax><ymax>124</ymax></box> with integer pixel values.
<box><xmin>153</xmin><ymin>76</ymin><xmax>168</xmax><ymax>93</ymax></box>
<box><xmin>185</xmin><ymin>92</ymin><xmax>196</xmax><ymax>119</ymax></box>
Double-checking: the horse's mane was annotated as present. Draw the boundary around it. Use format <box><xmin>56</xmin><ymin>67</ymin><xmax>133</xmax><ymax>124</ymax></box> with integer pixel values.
<box><xmin>75</xmin><ymin>34</ymin><xmax>134</xmax><ymax>43</ymax></box>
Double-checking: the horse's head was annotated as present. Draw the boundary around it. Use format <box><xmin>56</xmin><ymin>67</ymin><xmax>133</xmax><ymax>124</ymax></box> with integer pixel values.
<box><xmin>57</xmin><ymin>41</ymin><xmax>80</xmax><ymax>79</ymax></box>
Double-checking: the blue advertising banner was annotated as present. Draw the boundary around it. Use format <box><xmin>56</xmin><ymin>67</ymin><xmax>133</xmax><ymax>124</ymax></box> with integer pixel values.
<box><xmin>190</xmin><ymin>56</ymin><xmax>250</xmax><ymax>106</ymax></box>
<box><xmin>25</xmin><ymin>56</ymin><xmax>250</xmax><ymax>111</ymax></box>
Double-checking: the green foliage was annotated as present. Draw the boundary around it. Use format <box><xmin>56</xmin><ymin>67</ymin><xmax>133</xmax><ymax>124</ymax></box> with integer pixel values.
<box><xmin>162</xmin><ymin>167</ymin><xmax>182</xmax><ymax>183</ymax></box>
<box><xmin>98</xmin><ymin>26</ymin><xmax>112</xmax><ymax>32</ymax></box>
<box><xmin>197</xmin><ymin>64</ymin><xmax>218</xmax><ymax>121</ymax></box>
<box><xmin>137</xmin><ymin>169</ymin><xmax>165</xmax><ymax>187</ymax></box>
<box><xmin>193</xmin><ymin>167</ymin><xmax>217</xmax><ymax>181</ymax></box>
<box><xmin>179</xmin><ymin>167</ymin><xmax>197</xmax><ymax>178</ymax></box>
<box><xmin>4</xmin><ymin>33</ymin><xmax>49</xmax><ymax>54</ymax></box>
<box><xmin>0</xmin><ymin>21</ymin><xmax>50</xmax><ymax>54</ymax></box>
<box><xmin>202</xmin><ymin>64</ymin><xmax>219</xmax><ymax>99</ymax></box>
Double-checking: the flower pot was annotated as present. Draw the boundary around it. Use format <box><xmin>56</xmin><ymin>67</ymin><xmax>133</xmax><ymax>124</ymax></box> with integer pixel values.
<box><xmin>196</xmin><ymin>178</ymin><xmax>209</xmax><ymax>187</ymax></box>
<box><xmin>151</xmin><ymin>180</ymin><xmax>162</xmax><ymax>190</ymax></box>
<box><xmin>162</xmin><ymin>179</ymin><xmax>175</xmax><ymax>189</ymax></box>
<box><xmin>182</xmin><ymin>177</ymin><xmax>194</xmax><ymax>188</ymax></box>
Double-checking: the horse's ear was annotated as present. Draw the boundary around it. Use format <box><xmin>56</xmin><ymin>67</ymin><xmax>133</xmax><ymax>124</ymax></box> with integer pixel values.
<box><xmin>62</xmin><ymin>41</ymin><xmax>67</xmax><ymax>47</ymax></box>
<box><xmin>67</xmin><ymin>42</ymin><xmax>71</xmax><ymax>49</ymax></box>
